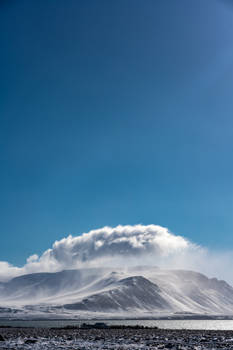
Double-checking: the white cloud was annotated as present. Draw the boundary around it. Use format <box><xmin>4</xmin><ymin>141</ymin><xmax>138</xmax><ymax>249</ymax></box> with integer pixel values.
<box><xmin>26</xmin><ymin>254</ymin><xmax>39</xmax><ymax>263</ymax></box>
<box><xmin>0</xmin><ymin>224</ymin><xmax>232</xmax><ymax>284</ymax></box>
<box><xmin>47</xmin><ymin>224</ymin><xmax>193</xmax><ymax>265</ymax></box>
<box><xmin>0</xmin><ymin>261</ymin><xmax>22</xmax><ymax>282</ymax></box>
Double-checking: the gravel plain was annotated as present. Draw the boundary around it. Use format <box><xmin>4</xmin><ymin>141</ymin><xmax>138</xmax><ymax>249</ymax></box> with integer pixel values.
<box><xmin>1</xmin><ymin>327</ymin><xmax>233</xmax><ymax>349</ymax></box>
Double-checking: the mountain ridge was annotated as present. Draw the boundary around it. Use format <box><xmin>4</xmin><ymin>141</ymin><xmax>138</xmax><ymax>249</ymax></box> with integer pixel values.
<box><xmin>1</xmin><ymin>267</ymin><xmax>233</xmax><ymax>317</ymax></box>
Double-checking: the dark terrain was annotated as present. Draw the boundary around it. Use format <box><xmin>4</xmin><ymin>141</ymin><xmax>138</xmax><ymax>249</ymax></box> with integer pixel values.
<box><xmin>1</xmin><ymin>326</ymin><xmax>233</xmax><ymax>349</ymax></box>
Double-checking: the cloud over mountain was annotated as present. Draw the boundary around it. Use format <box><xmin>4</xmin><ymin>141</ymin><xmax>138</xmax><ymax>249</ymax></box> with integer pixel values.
<box><xmin>0</xmin><ymin>224</ymin><xmax>231</xmax><ymax>283</ymax></box>
<box><xmin>0</xmin><ymin>225</ymin><xmax>197</xmax><ymax>281</ymax></box>
<box><xmin>47</xmin><ymin>224</ymin><xmax>193</xmax><ymax>265</ymax></box>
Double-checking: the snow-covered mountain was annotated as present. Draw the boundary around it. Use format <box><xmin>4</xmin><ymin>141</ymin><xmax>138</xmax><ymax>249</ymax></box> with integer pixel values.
<box><xmin>1</xmin><ymin>266</ymin><xmax>233</xmax><ymax>317</ymax></box>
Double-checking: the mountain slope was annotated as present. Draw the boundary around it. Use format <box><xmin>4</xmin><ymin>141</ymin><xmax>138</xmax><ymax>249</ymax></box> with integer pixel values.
<box><xmin>1</xmin><ymin>267</ymin><xmax>233</xmax><ymax>316</ymax></box>
<box><xmin>63</xmin><ymin>276</ymin><xmax>172</xmax><ymax>312</ymax></box>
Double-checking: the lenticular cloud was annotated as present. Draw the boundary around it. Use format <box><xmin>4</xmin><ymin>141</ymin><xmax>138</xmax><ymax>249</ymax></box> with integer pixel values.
<box><xmin>0</xmin><ymin>225</ymin><xmax>197</xmax><ymax>281</ymax></box>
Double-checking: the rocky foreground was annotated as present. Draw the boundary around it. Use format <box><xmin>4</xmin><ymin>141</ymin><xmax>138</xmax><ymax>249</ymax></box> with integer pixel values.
<box><xmin>1</xmin><ymin>327</ymin><xmax>233</xmax><ymax>349</ymax></box>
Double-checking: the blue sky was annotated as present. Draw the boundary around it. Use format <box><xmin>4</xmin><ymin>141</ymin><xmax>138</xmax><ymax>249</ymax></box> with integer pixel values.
<box><xmin>1</xmin><ymin>0</ymin><xmax>233</xmax><ymax>266</ymax></box>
